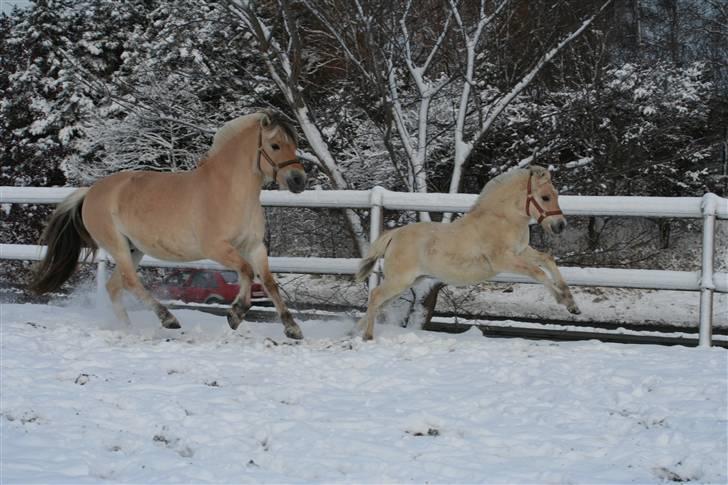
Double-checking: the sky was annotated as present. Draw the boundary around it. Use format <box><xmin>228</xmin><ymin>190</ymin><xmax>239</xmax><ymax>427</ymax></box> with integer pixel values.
<box><xmin>1</xmin><ymin>0</ymin><xmax>31</xmax><ymax>15</ymax></box>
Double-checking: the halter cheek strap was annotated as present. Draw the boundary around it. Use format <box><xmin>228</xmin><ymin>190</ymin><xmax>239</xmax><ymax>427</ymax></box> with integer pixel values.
<box><xmin>525</xmin><ymin>173</ymin><xmax>563</xmax><ymax>224</ymax></box>
<box><xmin>256</xmin><ymin>127</ymin><xmax>300</xmax><ymax>182</ymax></box>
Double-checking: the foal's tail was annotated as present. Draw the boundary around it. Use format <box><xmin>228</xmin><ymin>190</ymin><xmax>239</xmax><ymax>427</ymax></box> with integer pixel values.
<box><xmin>355</xmin><ymin>229</ymin><xmax>397</xmax><ymax>282</ymax></box>
<box><xmin>29</xmin><ymin>188</ymin><xmax>97</xmax><ymax>294</ymax></box>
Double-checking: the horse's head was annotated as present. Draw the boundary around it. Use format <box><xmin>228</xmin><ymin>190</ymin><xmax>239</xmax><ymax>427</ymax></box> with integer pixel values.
<box><xmin>526</xmin><ymin>165</ymin><xmax>566</xmax><ymax>234</ymax></box>
<box><xmin>256</xmin><ymin>111</ymin><xmax>307</xmax><ymax>193</ymax></box>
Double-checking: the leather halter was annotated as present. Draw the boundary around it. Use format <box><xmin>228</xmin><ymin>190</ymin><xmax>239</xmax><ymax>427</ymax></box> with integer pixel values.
<box><xmin>525</xmin><ymin>173</ymin><xmax>563</xmax><ymax>224</ymax></box>
<box><xmin>256</xmin><ymin>127</ymin><xmax>300</xmax><ymax>182</ymax></box>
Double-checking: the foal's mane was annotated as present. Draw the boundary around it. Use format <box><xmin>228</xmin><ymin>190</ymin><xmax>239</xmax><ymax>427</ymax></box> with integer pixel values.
<box><xmin>200</xmin><ymin>110</ymin><xmax>298</xmax><ymax>166</ymax></box>
<box><xmin>473</xmin><ymin>168</ymin><xmax>528</xmax><ymax>206</ymax></box>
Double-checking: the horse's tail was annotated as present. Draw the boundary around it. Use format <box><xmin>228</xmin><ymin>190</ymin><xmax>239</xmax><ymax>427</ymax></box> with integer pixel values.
<box><xmin>29</xmin><ymin>188</ymin><xmax>97</xmax><ymax>294</ymax></box>
<box><xmin>355</xmin><ymin>229</ymin><xmax>397</xmax><ymax>282</ymax></box>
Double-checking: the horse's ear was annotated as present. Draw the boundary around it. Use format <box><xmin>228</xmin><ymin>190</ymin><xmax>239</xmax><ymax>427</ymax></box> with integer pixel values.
<box><xmin>260</xmin><ymin>112</ymin><xmax>271</xmax><ymax>128</ymax></box>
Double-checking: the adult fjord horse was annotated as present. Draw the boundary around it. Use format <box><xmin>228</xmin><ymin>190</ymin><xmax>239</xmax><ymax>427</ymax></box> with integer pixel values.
<box><xmin>30</xmin><ymin>110</ymin><xmax>307</xmax><ymax>339</ymax></box>
<box><xmin>356</xmin><ymin>165</ymin><xmax>580</xmax><ymax>341</ymax></box>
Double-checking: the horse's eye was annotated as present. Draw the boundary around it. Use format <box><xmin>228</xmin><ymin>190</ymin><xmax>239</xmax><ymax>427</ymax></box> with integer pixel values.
<box><xmin>542</xmin><ymin>195</ymin><xmax>551</xmax><ymax>202</ymax></box>
<box><xmin>271</xmin><ymin>144</ymin><xmax>280</xmax><ymax>151</ymax></box>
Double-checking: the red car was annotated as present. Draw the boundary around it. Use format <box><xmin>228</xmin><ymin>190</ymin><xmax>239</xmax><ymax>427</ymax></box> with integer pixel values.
<box><xmin>154</xmin><ymin>269</ymin><xmax>268</xmax><ymax>305</ymax></box>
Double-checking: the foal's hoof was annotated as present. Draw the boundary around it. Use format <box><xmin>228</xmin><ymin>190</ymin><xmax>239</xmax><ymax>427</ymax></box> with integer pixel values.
<box><xmin>362</xmin><ymin>332</ymin><xmax>374</xmax><ymax>342</ymax></box>
<box><xmin>567</xmin><ymin>303</ymin><xmax>581</xmax><ymax>315</ymax></box>
<box><xmin>284</xmin><ymin>325</ymin><xmax>303</xmax><ymax>340</ymax></box>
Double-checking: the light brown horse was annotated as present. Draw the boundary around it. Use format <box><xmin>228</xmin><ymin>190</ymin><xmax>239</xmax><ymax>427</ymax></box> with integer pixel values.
<box><xmin>356</xmin><ymin>165</ymin><xmax>580</xmax><ymax>341</ymax></box>
<box><xmin>30</xmin><ymin>110</ymin><xmax>307</xmax><ymax>339</ymax></box>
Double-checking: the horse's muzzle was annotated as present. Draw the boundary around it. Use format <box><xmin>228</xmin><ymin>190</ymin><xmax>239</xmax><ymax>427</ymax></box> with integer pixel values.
<box><xmin>286</xmin><ymin>171</ymin><xmax>306</xmax><ymax>194</ymax></box>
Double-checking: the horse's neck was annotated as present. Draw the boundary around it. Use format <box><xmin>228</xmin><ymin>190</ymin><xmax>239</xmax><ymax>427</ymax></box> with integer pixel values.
<box><xmin>198</xmin><ymin>150</ymin><xmax>264</xmax><ymax>199</ymax></box>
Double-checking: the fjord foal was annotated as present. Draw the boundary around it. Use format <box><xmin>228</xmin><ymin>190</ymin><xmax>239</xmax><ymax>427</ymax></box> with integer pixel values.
<box><xmin>356</xmin><ymin>165</ymin><xmax>580</xmax><ymax>341</ymax></box>
<box><xmin>31</xmin><ymin>111</ymin><xmax>307</xmax><ymax>339</ymax></box>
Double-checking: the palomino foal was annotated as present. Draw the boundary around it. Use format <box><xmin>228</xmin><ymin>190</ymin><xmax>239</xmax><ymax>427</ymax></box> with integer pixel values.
<box><xmin>31</xmin><ymin>110</ymin><xmax>307</xmax><ymax>339</ymax></box>
<box><xmin>356</xmin><ymin>165</ymin><xmax>580</xmax><ymax>341</ymax></box>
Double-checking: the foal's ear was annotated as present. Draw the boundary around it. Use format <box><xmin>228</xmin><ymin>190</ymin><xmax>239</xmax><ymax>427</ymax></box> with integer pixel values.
<box><xmin>260</xmin><ymin>112</ymin><xmax>271</xmax><ymax>128</ymax></box>
<box><xmin>529</xmin><ymin>165</ymin><xmax>548</xmax><ymax>179</ymax></box>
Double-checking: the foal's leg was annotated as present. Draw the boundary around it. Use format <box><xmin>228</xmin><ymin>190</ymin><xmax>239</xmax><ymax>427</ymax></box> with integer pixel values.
<box><xmin>106</xmin><ymin>247</ymin><xmax>144</xmax><ymax>325</ymax></box>
<box><xmin>502</xmin><ymin>251</ymin><xmax>580</xmax><ymax>315</ymax></box>
<box><xmin>249</xmin><ymin>245</ymin><xmax>303</xmax><ymax>340</ymax></box>
<box><xmin>521</xmin><ymin>246</ymin><xmax>580</xmax><ymax>314</ymax></box>
<box><xmin>360</xmin><ymin>273</ymin><xmax>417</xmax><ymax>341</ymax></box>
<box><xmin>206</xmin><ymin>243</ymin><xmax>254</xmax><ymax>330</ymax></box>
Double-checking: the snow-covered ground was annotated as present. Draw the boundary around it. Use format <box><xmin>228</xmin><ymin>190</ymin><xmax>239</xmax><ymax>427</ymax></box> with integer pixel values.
<box><xmin>1</xmin><ymin>303</ymin><xmax>727</xmax><ymax>484</ymax></box>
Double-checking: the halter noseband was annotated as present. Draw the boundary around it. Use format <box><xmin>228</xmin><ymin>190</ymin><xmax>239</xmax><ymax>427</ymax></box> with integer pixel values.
<box><xmin>525</xmin><ymin>173</ymin><xmax>563</xmax><ymax>224</ymax></box>
<box><xmin>256</xmin><ymin>127</ymin><xmax>300</xmax><ymax>182</ymax></box>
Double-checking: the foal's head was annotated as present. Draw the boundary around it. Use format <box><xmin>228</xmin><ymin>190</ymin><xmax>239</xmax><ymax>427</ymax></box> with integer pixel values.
<box><xmin>525</xmin><ymin>165</ymin><xmax>567</xmax><ymax>234</ymax></box>
<box><xmin>257</xmin><ymin>111</ymin><xmax>307</xmax><ymax>193</ymax></box>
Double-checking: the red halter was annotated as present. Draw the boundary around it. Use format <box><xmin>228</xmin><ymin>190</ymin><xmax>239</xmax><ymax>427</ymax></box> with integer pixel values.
<box><xmin>525</xmin><ymin>173</ymin><xmax>563</xmax><ymax>224</ymax></box>
<box><xmin>256</xmin><ymin>127</ymin><xmax>301</xmax><ymax>181</ymax></box>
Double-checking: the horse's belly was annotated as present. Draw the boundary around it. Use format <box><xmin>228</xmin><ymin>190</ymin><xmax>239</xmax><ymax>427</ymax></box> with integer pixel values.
<box><xmin>126</xmin><ymin>232</ymin><xmax>203</xmax><ymax>262</ymax></box>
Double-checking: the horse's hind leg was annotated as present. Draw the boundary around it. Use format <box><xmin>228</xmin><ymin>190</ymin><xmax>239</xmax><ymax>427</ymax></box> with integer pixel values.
<box><xmin>249</xmin><ymin>245</ymin><xmax>303</xmax><ymax>340</ymax></box>
<box><xmin>105</xmin><ymin>241</ymin><xmax>180</xmax><ymax>329</ymax></box>
<box><xmin>106</xmin><ymin>247</ymin><xmax>144</xmax><ymax>325</ymax></box>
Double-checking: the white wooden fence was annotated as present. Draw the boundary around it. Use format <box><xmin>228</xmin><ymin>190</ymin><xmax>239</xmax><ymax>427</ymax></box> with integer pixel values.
<box><xmin>1</xmin><ymin>186</ymin><xmax>726</xmax><ymax>347</ymax></box>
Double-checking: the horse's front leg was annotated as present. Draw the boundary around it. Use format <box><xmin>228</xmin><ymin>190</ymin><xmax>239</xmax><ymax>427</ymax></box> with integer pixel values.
<box><xmin>502</xmin><ymin>250</ymin><xmax>580</xmax><ymax>315</ymax></box>
<box><xmin>249</xmin><ymin>245</ymin><xmax>303</xmax><ymax>340</ymax></box>
<box><xmin>206</xmin><ymin>243</ymin><xmax>255</xmax><ymax>330</ymax></box>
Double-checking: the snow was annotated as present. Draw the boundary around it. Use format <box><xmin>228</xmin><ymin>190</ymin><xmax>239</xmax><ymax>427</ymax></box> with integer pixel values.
<box><xmin>2</xmin><ymin>303</ymin><xmax>727</xmax><ymax>484</ymax></box>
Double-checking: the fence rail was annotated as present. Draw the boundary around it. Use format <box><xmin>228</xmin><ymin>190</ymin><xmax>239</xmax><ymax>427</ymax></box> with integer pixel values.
<box><xmin>1</xmin><ymin>186</ymin><xmax>726</xmax><ymax>347</ymax></box>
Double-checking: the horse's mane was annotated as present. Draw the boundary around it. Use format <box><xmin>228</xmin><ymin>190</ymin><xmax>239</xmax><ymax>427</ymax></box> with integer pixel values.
<box><xmin>201</xmin><ymin>110</ymin><xmax>298</xmax><ymax>166</ymax></box>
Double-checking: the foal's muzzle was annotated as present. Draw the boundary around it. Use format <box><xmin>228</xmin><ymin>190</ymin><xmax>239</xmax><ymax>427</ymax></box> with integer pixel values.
<box><xmin>286</xmin><ymin>171</ymin><xmax>306</xmax><ymax>194</ymax></box>
<box><xmin>550</xmin><ymin>218</ymin><xmax>567</xmax><ymax>234</ymax></box>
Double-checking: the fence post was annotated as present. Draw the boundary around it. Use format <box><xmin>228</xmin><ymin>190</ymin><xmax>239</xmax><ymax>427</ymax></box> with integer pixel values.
<box><xmin>698</xmin><ymin>193</ymin><xmax>718</xmax><ymax>348</ymax></box>
<box><xmin>95</xmin><ymin>250</ymin><xmax>107</xmax><ymax>309</ymax></box>
<box><xmin>367</xmin><ymin>186</ymin><xmax>385</xmax><ymax>294</ymax></box>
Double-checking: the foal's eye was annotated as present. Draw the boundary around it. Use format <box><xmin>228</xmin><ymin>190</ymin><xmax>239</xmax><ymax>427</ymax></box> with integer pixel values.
<box><xmin>542</xmin><ymin>195</ymin><xmax>551</xmax><ymax>202</ymax></box>
<box><xmin>271</xmin><ymin>144</ymin><xmax>280</xmax><ymax>151</ymax></box>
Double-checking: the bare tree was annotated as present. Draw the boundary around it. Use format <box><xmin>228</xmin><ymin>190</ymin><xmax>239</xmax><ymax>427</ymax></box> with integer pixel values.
<box><xmin>226</xmin><ymin>0</ymin><xmax>371</xmax><ymax>255</ymax></box>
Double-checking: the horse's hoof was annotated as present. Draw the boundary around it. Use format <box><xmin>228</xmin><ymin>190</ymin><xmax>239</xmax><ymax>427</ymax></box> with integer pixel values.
<box><xmin>568</xmin><ymin>304</ymin><xmax>581</xmax><ymax>315</ymax></box>
<box><xmin>362</xmin><ymin>333</ymin><xmax>373</xmax><ymax>342</ymax></box>
<box><xmin>227</xmin><ymin>313</ymin><xmax>241</xmax><ymax>330</ymax></box>
<box><xmin>284</xmin><ymin>325</ymin><xmax>303</xmax><ymax>340</ymax></box>
<box><xmin>162</xmin><ymin>318</ymin><xmax>181</xmax><ymax>329</ymax></box>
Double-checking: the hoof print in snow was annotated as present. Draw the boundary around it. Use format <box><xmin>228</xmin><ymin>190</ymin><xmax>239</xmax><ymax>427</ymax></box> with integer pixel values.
<box><xmin>74</xmin><ymin>373</ymin><xmax>91</xmax><ymax>385</ymax></box>
<box><xmin>247</xmin><ymin>459</ymin><xmax>259</xmax><ymax>468</ymax></box>
<box><xmin>153</xmin><ymin>434</ymin><xmax>171</xmax><ymax>445</ymax></box>
<box><xmin>654</xmin><ymin>467</ymin><xmax>693</xmax><ymax>482</ymax></box>
<box><xmin>25</xmin><ymin>321</ymin><xmax>47</xmax><ymax>329</ymax></box>
<box><xmin>4</xmin><ymin>411</ymin><xmax>41</xmax><ymax>425</ymax></box>
<box><xmin>408</xmin><ymin>427</ymin><xmax>440</xmax><ymax>437</ymax></box>
<box><xmin>153</xmin><ymin>432</ymin><xmax>194</xmax><ymax>458</ymax></box>
<box><xmin>204</xmin><ymin>380</ymin><xmax>221</xmax><ymax>387</ymax></box>
<box><xmin>264</xmin><ymin>337</ymin><xmax>279</xmax><ymax>347</ymax></box>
